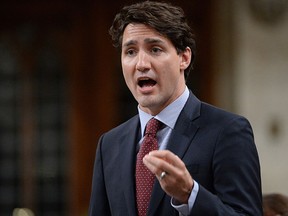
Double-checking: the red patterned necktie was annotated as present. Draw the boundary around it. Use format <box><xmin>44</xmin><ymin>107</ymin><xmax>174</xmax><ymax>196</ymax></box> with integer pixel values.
<box><xmin>136</xmin><ymin>118</ymin><xmax>162</xmax><ymax>216</ymax></box>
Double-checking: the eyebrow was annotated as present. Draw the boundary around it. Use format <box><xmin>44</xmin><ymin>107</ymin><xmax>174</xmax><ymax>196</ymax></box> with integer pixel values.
<box><xmin>122</xmin><ymin>40</ymin><xmax>137</xmax><ymax>48</ymax></box>
<box><xmin>144</xmin><ymin>38</ymin><xmax>165</xmax><ymax>45</ymax></box>
<box><xmin>122</xmin><ymin>38</ymin><xmax>165</xmax><ymax>48</ymax></box>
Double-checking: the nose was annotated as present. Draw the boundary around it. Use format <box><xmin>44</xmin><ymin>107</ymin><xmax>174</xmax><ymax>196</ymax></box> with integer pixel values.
<box><xmin>136</xmin><ymin>51</ymin><xmax>150</xmax><ymax>72</ymax></box>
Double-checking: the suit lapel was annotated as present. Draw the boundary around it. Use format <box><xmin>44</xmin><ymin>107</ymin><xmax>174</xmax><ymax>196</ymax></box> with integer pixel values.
<box><xmin>168</xmin><ymin>91</ymin><xmax>201</xmax><ymax>158</ymax></box>
<box><xmin>148</xmin><ymin>92</ymin><xmax>201</xmax><ymax>215</ymax></box>
<box><xmin>120</xmin><ymin>116</ymin><xmax>140</xmax><ymax>216</ymax></box>
<box><xmin>167</xmin><ymin>107</ymin><xmax>200</xmax><ymax>158</ymax></box>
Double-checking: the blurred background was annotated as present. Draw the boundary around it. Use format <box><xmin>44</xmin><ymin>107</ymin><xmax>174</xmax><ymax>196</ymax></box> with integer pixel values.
<box><xmin>0</xmin><ymin>0</ymin><xmax>287</xmax><ymax>215</ymax></box>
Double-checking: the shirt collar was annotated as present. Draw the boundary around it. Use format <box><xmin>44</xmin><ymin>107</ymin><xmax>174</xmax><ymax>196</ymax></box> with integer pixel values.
<box><xmin>138</xmin><ymin>86</ymin><xmax>189</xmax><ymax>137</ymax></box>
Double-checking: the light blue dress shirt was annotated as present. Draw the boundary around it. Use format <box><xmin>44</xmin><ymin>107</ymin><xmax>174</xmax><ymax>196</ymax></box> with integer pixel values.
<box><xmin>138</xmin><ymin>86</ymin><xmax>199</xmax><ymax>216</ymax></box>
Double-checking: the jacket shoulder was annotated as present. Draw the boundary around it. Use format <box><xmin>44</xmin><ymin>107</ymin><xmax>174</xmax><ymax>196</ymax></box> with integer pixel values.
<box><xmin>102</xmin><ymin>115</ymin><xmax>140</xmax><ymax>138</ymax></box>
<box><xmin>200</xmin><ymin>102</ymin><xmax>250</xmax><ymax>124</ymax></box>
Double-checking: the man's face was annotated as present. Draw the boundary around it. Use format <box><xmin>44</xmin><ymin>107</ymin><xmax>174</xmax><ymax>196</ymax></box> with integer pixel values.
<box><xmin>121</xmin><ymin>23</ymin><xmax>191</xmax><ymax>115</ymax></box>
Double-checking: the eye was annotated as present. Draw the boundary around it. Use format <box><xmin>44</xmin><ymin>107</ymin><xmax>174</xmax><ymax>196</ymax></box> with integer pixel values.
<box><xmin>124</xmin><ymin>48</ymin><xmax>137</xmax><ymax>57</ymax></box>
<box><xmin>151</xmin><ymin>47</ymin><xmax>162</xmax><ymax>54</ymax></box>
<box><xmin>128</xmin><ymin>49</ymin><xmax>135</xmax><ymax>55</ymax></box>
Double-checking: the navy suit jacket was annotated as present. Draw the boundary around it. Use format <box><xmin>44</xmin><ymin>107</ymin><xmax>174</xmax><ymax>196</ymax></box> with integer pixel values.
<box><xmin>88</xmin><ymin>91</ymin><xmax>262</xmax><ymax>216</ymax></box>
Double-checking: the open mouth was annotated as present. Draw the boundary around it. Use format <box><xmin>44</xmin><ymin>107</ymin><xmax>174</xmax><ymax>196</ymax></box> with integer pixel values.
<box><xmin>138</xmin><ymin>78</ymin><xmax>157</xmax><ymax>88</ymax></box>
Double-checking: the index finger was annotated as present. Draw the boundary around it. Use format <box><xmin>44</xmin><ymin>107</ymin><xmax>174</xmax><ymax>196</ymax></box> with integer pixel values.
<box><xmin>149</xmin><ymin>150</ymin><xmax>184</xmax><ymax>168</ymax></box>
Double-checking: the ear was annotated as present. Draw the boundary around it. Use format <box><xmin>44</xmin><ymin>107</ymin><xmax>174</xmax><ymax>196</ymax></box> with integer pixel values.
<box><xmin>180</xmin><ymin>47</ymin><xmax>192</xmax><ymax>71</ymax></box>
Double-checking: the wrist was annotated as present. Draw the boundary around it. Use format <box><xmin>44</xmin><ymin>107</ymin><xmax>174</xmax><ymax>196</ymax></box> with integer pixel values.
<box><xmin>175</xmin><ymin>180</ymin><xmax>194</xmax><ymax>204</ymax></box>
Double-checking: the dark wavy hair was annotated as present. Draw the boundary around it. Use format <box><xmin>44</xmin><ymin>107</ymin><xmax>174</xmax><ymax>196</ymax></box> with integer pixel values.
<box><xmin>109</xmin><ymin>1</ymin><xmax>196</xmax><ymax>80</ymax></box>
<box><xmin>263</xmin><ymin>193</ymin><xmax>288</xmax><ymax>216</ymax></box>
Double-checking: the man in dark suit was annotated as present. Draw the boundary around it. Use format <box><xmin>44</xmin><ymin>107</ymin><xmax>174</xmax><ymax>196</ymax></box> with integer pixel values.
<box><xmin>88</xmin><ymin>1</ymin><xmax>262</xmax><ymax>215</ymax></box>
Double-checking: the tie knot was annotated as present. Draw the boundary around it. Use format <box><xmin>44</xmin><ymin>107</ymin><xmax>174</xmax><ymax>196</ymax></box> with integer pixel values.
<box><xmin>145</xmin><ymin>118</ymin><xmax>162</xmax><ymax>137</ymax></box>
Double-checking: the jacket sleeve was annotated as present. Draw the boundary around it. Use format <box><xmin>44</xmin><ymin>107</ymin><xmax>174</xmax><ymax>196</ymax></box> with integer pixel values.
<box><xmin>88</xmin><ymin>135</ymin><xmax>112</xmax><ymax>216</ymax></box>
<box><xmin>190</xmin><ymin>116</ymin><xmax>263</xmax><ymax>216</ymax></box>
